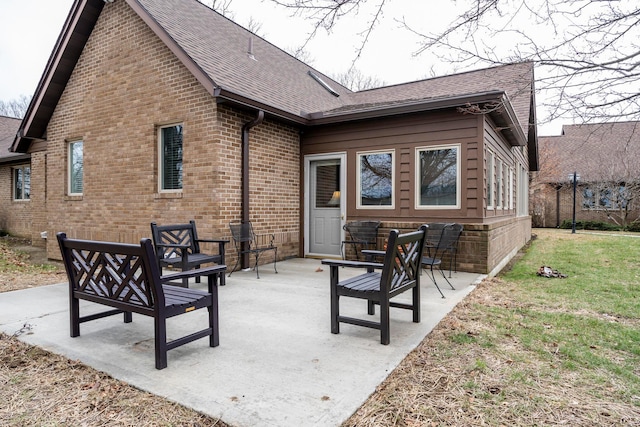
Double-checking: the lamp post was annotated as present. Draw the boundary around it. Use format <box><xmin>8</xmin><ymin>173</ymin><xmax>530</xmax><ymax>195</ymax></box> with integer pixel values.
<box><xmin>568</xmin><ymin>172</ymin><xmax>580</xmax><ymax>233</ymax></box>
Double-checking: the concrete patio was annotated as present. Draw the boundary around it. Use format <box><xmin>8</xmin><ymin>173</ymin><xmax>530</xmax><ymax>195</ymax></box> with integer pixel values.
<box><xmin>0</xmin><ymin>258</ymin><xmax>482</xmax><ymax>427</ymax></box>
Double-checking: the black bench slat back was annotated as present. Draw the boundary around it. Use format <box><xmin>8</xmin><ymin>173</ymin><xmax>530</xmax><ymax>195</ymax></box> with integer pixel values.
<box><xmin>57</xmin><ymin>232</ymin><xmax>224</xmax><ymax>369</ymax></box>
<box><xmin>151</xmin><ymin>220</ymin><xmax>227</xmax><ymax>287</ymax></box>
<box><xmin>63</xmin><ymin>239</ymin><xmax>159</xmax><ymax>313</ymax></box>
<box><xmin>322</xmin><ymin>225</ymin><xmax>428</xmax><ymax>345</ymax></box>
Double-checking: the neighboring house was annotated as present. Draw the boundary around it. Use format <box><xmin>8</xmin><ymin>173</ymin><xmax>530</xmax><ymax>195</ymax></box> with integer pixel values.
<box><xmin>0</xmin><ymin>115</ymin><xmax>31</xmax><ymax>236</ymax></box>
<box><xmin>10</xmin><ymin>0</ymin><xmax>538</xmax><ymax>275</ymax></box>
<box><xmin>532</xmin><ymin>122</ymin><xmax>640</xmax><ymax>228</ymax></box>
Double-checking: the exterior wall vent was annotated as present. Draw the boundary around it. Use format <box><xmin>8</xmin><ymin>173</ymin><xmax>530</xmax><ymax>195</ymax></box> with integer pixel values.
<box><xmin>308</xmin><ymin>71</ymin><xmax>340</xmax><ymax>97</ymax></box>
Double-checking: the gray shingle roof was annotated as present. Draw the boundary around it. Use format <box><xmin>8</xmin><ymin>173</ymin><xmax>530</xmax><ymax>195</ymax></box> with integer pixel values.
<box><xmin>340</xmin><ymin>62</ymin><xmax>534</xmax><ymax>132</ymax></box>
<box><xmin>135</xmin><ymin>0</ymin><xmax>533</xmax><ymax>131</ymax></box>
<box><xmin>135</xmin><ymin>0</ymin><xmax>352</xmax><ymax>118</ymax></box>
<box><xmin>538</xmin><ymin>122</ymin><xmax>640</xmax><ymax>182</ymax></box>
<box><xmin>0</xmin><ymin>116</ymin><xmax>24</xmax><ymax>162</ymax></box>
<box><xmin>13</xmin><ymin>0</ymin><xmax>536</xmax><ymax>155</ymax></box>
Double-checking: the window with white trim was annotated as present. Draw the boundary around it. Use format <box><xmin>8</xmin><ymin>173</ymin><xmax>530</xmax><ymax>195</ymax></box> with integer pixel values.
<box><xmin>496</xmin><ymin>158</ymin><xmax>503</xmax><ymax>209</ymax></box>
<box><xmin>415</xmin><ymin>144</ymin><xmax>460</xmax><ymax>208</ymax></box>
<box><xmin>357</xmin><ymin>150</ymin><xmax>394</xmax><ymax>208</ymax></box>
<box><xmin>509</xmin><ymin>167</ymin><xmax>514</xmax><ymax>210</ymax></box>
<box><xmin>13</xmin><ymin>165</ymin><xmax>30</xmax><ymax>200</ymax></box>
<box><xmin>517</xmin><ymin>163</ymin><xmax>529</xmax><ymax>216</ymax></box>
<box><xmin>68</xmin><ymin>141</ymin><xmax>83</xmax><ymax>195</ymax></box>
<box><xmin>159</xmin><ymin>124</ymin><xmax>183</xmax><ymax>191</ymax></box>
<box><xmin>486</xmin><ymin>151</ymin><xmax>494</xmax><ymax>209</ymax></box>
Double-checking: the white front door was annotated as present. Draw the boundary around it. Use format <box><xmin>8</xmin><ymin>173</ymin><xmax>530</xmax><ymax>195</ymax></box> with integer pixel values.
<box><xmin>305</xmin><ymin>154</ymin><xmax>345</xmax><ymax>257</ymax></box>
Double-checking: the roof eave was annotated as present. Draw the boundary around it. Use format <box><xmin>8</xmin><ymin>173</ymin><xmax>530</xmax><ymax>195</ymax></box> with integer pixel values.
<box><xmin>307</xmin><ymin>91</ymin><xmax>528</xmax><ymax>147</ymax></box>
<box><xmin>12</xmin><ymin>0</ymin><xmax>105</xmax><ymax>153</ymax></box>
<box><xmin>0</xmin><ymin>153</ymin><xmax>31</xmax><ymax>165</ymax></box>
<box><xmin>488</xmin><ymin>94</ymin><xmax>528</xmax><ymax>147</ymax></box>
<box><xmin>214</xmin><ymin>88</ymin><xmax>310</xmax><ymax>126</ymax></box>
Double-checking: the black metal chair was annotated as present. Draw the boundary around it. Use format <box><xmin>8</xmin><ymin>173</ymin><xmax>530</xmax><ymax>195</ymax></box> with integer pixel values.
<box><xmin>424</xmin><ymin>222</ymin><xmax>463</xmax><ymax>277</ymax></box>
<box><xmin>421</xmin><ymin>223</ymin><xmax>457</xmax><ymax>298</ymax></box>
<box><xmin>321</xmin><ymin>225</ymin><xmax>428</xmax><ymax>345</ymax></box>
<box><xmin>228</xmin><ymin>221</ymin><xmax>277</xmax><ymax>279</ymax></box>
<box><xmin>341</xmin><ymin>220</ymin><xmax>381</xmax><ymax>260</ymax></box>
<box><xmin>443</xmin><ymin>223</ymin><xmax>463</xmax><ymax>277</ymax></box>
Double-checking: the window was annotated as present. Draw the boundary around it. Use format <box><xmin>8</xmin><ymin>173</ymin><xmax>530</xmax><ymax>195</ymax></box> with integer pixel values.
<box><xmin>13</xmin><ymin>165</ymin><xmax>30</xmax><ymax>200</ymax></box>
<box><xmin>357</xmin><ymin>150</ymin><xmax>394</xmax><ymax>208</ymax></box>
<box><xmin>416</xmin><ymin>145</ymin><xmax>460</xmax><ymax>208</ymax></box>
<box><xmin>486</xmin><ymin>151</ymin><xmax>494</xmax><ymax>209</ymax></box>
<box><xmin>68</xmin><ymin>141</ymin><xmax>83</xmax><ymax>195</ymax></box>
<box><xmin>516</xmin><ymin>164</ymin><xmax>529</xmax><ymax>216</ymax></box>
<box><xmin>582</xmin><ymin>187</ymin><xmax>596</xmax><ymax>209</ymax></box>
<box><xmin>496</xmin><ymin>158</ymin><xmax>503</xmax><ymax>209</ymax></box>
<box><xmin>583</xmin><ymin>185</ymin><xmax>630</xmax><ymax>210</ymax></box>
<box><xmin>159</xmin><ymin>124</ymin><xmax>183</xmax><ymax>191</ymax></box>
<box><xmin>508</xmin><ymin>167</ymin><xmax>514</xmax><ymax>210</ymax></box>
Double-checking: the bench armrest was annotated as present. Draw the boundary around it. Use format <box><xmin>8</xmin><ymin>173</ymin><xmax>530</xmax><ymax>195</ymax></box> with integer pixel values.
<box><xmin>160</xmin><ymin>264</ymin><xmax>227</xmax><ymax>283</ymax></box>
<box><xmin>321</xmin><ymin>259</ymin><xmax>383</xmax><ymax>270</ymax></box>
<box><xmin>155</xmin><ymin>243</ymin><xmax>191</xmax><ymax>249</ymax></box>
<box><xmin>196</xmin><ymin>239</ymin><xmax>230</xmax><ymax>244</ymax></box>
<box><xmin>361</xmin><ymin>249</ymin><xmax>385</xmax><ymax>261</ymax></box>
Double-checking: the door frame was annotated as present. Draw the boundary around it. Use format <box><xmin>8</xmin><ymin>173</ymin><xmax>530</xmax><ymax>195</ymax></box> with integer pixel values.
<box><xmin>304</xmin><ymin>152</ymin><xmax>347</xmax><ymax>257</ymax></box>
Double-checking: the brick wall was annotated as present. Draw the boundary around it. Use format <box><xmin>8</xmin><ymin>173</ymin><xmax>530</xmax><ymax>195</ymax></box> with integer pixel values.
<box><xmin>0</xmin><ymin>163</ymin><xmax>33</xmax><ymax>238</ymax></box>
<box><xmin>532</xmin><ymin>183</ymin><xmax>640</xmax><ymax>228</ymax></box>
<box><xmin>40</xmin><ymin>1</ymin><xmax>300</xmax><ymax>265</ymax></box>
<box><xmin>373</xmin><ymin>217</ymin><xmax>531</xmax><ymax>275</ymax></box>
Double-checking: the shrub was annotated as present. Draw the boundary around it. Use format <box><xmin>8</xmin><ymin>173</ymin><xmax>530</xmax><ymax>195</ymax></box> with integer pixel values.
<box><xmin>559</xmin><ymin>220</ymin><xmax>621</xmax><ymax>231</ymax></box>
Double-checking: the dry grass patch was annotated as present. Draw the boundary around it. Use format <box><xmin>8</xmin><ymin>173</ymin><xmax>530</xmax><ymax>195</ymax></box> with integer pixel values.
<box><xmin>0</xmin><ymin>332</ymin><xmax>225</xmax><ymax>426</ymax></box>
<box><xmin>345</xmin><ymin>277</ymin><xmax>640</xmax><ymax>427</ymax></box>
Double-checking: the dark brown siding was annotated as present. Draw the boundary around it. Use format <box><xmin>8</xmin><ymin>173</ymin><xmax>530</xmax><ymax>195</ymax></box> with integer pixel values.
<box><xmin>302</xmin><ymin>110</ymin><xmax>483</xmax><ymax>223</ymax></box>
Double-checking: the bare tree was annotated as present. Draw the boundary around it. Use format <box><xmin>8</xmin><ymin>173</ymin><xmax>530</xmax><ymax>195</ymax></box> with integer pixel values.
<box><xmin>204</xmin><ymin>0</ymin><xmax>234</xmax><ymax>17</ymax></box>
<box><xmin>529</xmin><ymin>141</ymin><xmax>563</xmax><ymax>227</ymax></box>
<box><xmin>270</xmin><ymin>0</ymin><xmax>387</xmax><ymax>73</ymax></box>
<box><xmin>268</xmin><ymin>1</ymin><xmax>640</xmax><ymax>126</ymax></box>
<box><xmin>577</xmin><ymin>126</ymin><xmax>640</xmax><ymax>228</ymax></box>
<box><xmin>538</xmin><ymin>122</ymin><xmax>640</xmax><ymax>228</ymax></box>
<box><xmin>0</xmin><ymin>95</ymin><xmax>30</xmax><ymax>119</ymax></box>
<box><xmin>331</xmin><ymin>67</ymin><xmax>384</xmax><ymax>91</ymax></box>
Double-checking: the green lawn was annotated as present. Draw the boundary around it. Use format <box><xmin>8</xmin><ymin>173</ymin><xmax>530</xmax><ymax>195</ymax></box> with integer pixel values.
<box><xmin>498</xmin><ymin>229</ymin><xmax>640</xmax><ymax>404</ymax></box>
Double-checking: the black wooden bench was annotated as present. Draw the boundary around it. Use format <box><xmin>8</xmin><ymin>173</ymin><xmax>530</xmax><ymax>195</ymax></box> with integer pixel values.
<box><xmin>151</xmin><ymin>220</ymin><xmax>228</xmax><ymax>287</ymax></box>
<box><xmin>57</xmin><ymin>232</ymin><xmax>225</xmax><ymax>370</ymax></box>
<box><xmin>321</xmin><ymin>225</ymin><xmax>428</xmax><ymax>345</ymax></box>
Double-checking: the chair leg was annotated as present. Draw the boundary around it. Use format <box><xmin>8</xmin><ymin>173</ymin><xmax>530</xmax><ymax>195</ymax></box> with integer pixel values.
<box><xmin>70</xmin><ymin>296</ymin><xmax>80</xmax><ymax>337</ymax></box>
<box><xmin>412</xmin><ymin>285</ymin><xmax>420</xmax><ymax>323</ymax></box>
<box><xmin>438</xmin><ymin>267</ymin><xmax>456</xmax><ymax>290</ymax></box>
<box><xmin>208</xmin><ymin>274</ymin><xmax>219</xmax><ymax>347</ymax></box>
<box><xmin>273</xmin><ymin>248</ymin><xmax>278</xmax><ymax>274</ymax></box>
<box><xmin>367</xmin><ymin>300</ymin><xmax>376</xmax><ymax>315</ymax></box>
<box><xmin>329</xmin><ymin>267</ymin><xmax>340</xmax><ymax>334</ymax></box>
<box><xmin>380</xmin><ymin>297</ymin><xmax>390</xmax><ymax>345</ymax></box>
<box><xmin>154</xmin><ymin>317</ymin><xmax>168</xmax><ymax>370</ymax></box>
<box><xmin>228</xmin><ymin>251</ymin><xmax>241</xmax><ymax>277</ymax></box>
<box><xmin>424</xmin><ymin>265</ymin><xmax>446</xmax><ymax>298</ymax></box>
<box><xmin>254</xmin><ymin>251</ymin><xmax>260</xmax><ymax>279</ymax></box>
